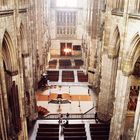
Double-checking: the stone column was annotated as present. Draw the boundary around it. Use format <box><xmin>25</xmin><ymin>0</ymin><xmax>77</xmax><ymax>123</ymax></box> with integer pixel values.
<box><xmin>0</xmin><ymin>52</ymin><xmax>10</xmax><ymax>139</ymax></box>
<box><xmin>74</xmin><ymin>70</ymin><xmax>78</xmax><ymax>83</ymax></box>
<box><xmin>98</xmin><ymin>53</ymin><xmax>118</xmax><ymax>121</ymax></box>
<box><xmin>109</xmin><ymin>70</ymin><xmax>130</xmax><ymax>140</ymax></box>
<box><xmin>58</xmin><ymin>70</ymin><xmax>62</xmax><ymax>83</ymax></box>
<box><xmin>0</xmin><ymin>83</ymin><xmax>8</xmax><ymax>140</ymax></box>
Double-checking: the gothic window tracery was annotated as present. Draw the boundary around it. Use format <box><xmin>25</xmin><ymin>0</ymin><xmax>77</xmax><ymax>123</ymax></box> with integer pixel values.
<box><xmin>56</xmin><ymin>11</ymin><xmax>77</xmax><ymax>38</ymax></box>
<box><xmin>135</xmin><ymin>0</ymin><xmax>140</xmax><ymax>13</ymax></box>
<box><xmin>113</xmin><ymin>0</ymin><xmax>124</xmax><ymax>12</ymax></box>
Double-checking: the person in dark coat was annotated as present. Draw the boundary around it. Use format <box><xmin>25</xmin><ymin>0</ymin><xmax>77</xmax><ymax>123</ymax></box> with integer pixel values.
<box><xmin>95</xmin><ymin>112</ymin><xmax>98</xmax><ymax>123</ymax></box>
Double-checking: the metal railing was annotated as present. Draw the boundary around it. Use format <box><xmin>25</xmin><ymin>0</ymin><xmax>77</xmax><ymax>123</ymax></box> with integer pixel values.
<box><xmin>39</xmin><ymin>113</ymin><xmax>95</xmax><ymax>120</ymax></box>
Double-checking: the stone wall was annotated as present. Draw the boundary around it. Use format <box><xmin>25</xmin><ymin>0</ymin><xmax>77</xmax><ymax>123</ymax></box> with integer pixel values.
<box><xmin>97</xmin><ymin>0</ymin><xmax>140</xmax><ymax>139</ymax></box>
<box><xmin>0</xmin><ymin>0</ymin><xmax>50</xmax><ymax>139</ymax></box>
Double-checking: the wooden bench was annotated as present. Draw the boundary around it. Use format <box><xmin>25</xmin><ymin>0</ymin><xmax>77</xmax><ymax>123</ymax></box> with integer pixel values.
<box><xmin>37</xmin><ymin>132</ymin><xmax>59</xmax><ymax>136</ymax></box>
<box><xmin>64</xmin><ymin>124</ymin><xmax>85</xmax><ymax>128</ymax></box>
<box><xmin>39</xmin><ymin>124</ymin><xmax>59</xmax><ymax>128</ymax></box>
<box><xmin>64</xmin><ymin>132</ymin><xmax>86</xmax><ymax>136</ymax></box>
<box><xmin>74</xmin><ymin>59</ymin><xmax>83</xmax><ymax>67</ymax></box>
<box><xmin>64</xmin><ymin>136</ymin><xmax>87</xmax><ymax>140</ymax></box>
<box><xmin>59</xmin><ymin>59</ymin><xmax>71</xmax><ymax>69</ymax></box>
<box><xmin>90</xmin><ymin>126</ymin><xmax>110</xmax><ymax>131</ymax></box>
<box><xmin>47</xmin><ymin>71</ymin><xmax>59</xmax><ymax>82</ymax></box>
<box><xmin>49</xmin><ymin>60</ymin><xmax>57</xmax><ymax>69</ymax></box>
<box><xmin>36</xmin><ymin>136</ymin><xmax>59</xmax><ymax>140</ymax></box>
<box><xmin>77</xmin><ymin>71</ymin><xmax>88</xmax><ymax>82</ymax></box>
<box><xmin>38</xmin><ymin>128</ymin><xmax>59</xmax><ymax>132</ymax></box>
<box><xmin>64</xmin><ymin>128</ymin><xmax>85</xmax><ymax>132</ymax></box>
<box><xmin>91</xmin><ymin>135</ymin><xmax>109</xmax><ymax>140</ymax></box>
<box><xmin>90</xmin><ymin>130</ymin><xmax>109</xmax><ymax>135</ymax></box>
<box><xmin>90</xmin><ymin>123</ymin><xmax>110</xmax><ymax>140</ymax></box>
<box><xmin>90</xmin><ymin>124</ymin><xmax>110</xmax><ymax>127</ymax></box>
<box><xmin>62</xmin><ymin>71</ymin><xmax>74</xmax><ymax>82</ymax></box>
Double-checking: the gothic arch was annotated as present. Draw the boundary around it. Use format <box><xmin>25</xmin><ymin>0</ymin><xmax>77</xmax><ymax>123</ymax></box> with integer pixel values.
<box><xmin>2</xmin><ymin>31</ymin><xmax>16</xmax><ymax>71</ymax></box>
<box><xmin>1</xmin><ymin>30</ymin><xmax>21</xmax><ymax>139</ymax></box>
<box><xmin>122</xmin><ymin>33</ymin><xmax>140</xmax><ymax>139</ymax></box>
<box><xmin>108</xmin><ymin>26</ymin><xmax>121</xmax><ymax>58</ymax></box>
<box><xmin>126</xmin><ymin>33</ymin><xmax>140</xmax><ymax>73</ymax></box>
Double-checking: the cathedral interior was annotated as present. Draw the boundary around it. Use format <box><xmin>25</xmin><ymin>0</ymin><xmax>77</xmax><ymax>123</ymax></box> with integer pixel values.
<box><xmin>0</xmin><ymin>0</ymin><xmax>140</xmax><ymax>140</ymax></box>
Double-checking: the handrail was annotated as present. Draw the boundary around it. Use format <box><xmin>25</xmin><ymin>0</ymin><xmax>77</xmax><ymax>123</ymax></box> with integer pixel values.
<box><xmin>38</xmin><ymin>106</ymin><xmax>96</xmax><ymax>120</ymax></box>
<box><xmin>38</xmin><ymin>113</ymin><xmax>95</xmax><ymax>120</ymax></box>
<box><xmin>83</xmin><ymin>106</ymin><xmax>95</xmax><ymax>115</ymax></box>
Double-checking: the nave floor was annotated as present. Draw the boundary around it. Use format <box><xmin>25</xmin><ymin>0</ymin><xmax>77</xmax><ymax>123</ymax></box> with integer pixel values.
<box><xmin>36</xmin><ymin>85</ymin><xmax>97</xmax><ymax>114</ymax></box>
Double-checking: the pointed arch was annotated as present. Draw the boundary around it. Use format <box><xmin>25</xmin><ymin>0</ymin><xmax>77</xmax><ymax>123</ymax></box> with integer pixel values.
<box><xmin>128</xmin><ymin>33</ymin><xmax>140</xmax><ymax>59</ymax></box>
<box><xmin>127</xmin><ymin>33</ymin><xmax>140</xmax><ymax>72</ymax></box>
<box><xmin>108</xmin><ymin>26</ymin><xmax>121</xmax><ymax>58</ymax></box>
<box><xmin>112</xmin><ymin>26</ymin><xmax>120</xmax><ymax>52</ymax></box>
<box><xmin>2</xmin><ymin>31</ymin><xmax>16</xmax><ymax>71</ymax></box>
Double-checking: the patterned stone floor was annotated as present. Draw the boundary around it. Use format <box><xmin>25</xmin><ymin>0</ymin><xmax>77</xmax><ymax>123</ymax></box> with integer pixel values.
<box><xmin>36</xmin><ymin>85</ymin><xmax>97</xmax><ymax>114</ymax></box>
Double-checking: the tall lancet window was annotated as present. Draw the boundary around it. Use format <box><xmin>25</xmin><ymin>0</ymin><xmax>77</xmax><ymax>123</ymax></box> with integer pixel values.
<box><xmin>135</xmin><ymin>0</ymin><xmax>140</xmax><ymax>13</ymax></box>
<box><xmin>56</xmin><ymin>11</ymin><xmax>77</xmax><ymax>38</ymax></box>
<box><xmin>112</xmin><ymin>0</ymin><xmax>124</xmax><ymax>12</ymax></box>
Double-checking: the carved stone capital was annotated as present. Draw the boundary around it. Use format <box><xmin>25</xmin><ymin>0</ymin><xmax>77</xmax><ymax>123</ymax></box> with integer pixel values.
<box><xmin>22</xmin><ymin>53</ymin><xmax>30</xmax><ymax>58</ymax></box>
<box><xmin>108</xmin><ymin>47</ymin><xmax>118</xmax><ymax>59</ymax></box>
<box><xmin>122</xmin><ymin>58</ymin><xmax>133</xmax><ymax>76</ymax></box>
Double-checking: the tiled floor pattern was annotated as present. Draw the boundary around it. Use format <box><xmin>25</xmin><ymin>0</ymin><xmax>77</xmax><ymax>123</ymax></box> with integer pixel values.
<box><xmin>32</xmin><ymin>66</ymin><xmax>97</xmax><ymax>140</ymax></box>
<box><xmin>36</xmin><ymin>85</ymin><xmax>96</xmax><ymax>114</ymax></box>
<box><xmin>36</xmin><ymin>93</ymin><xmax>91</xmax><ymax>101</ymax></box>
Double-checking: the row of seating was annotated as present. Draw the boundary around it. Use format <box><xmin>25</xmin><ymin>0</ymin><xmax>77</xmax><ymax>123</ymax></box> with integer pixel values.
<box><xmin>36</xmin><ymin>123</ymin><xmax>110</xmax><ymax>140</ymax></box>
<box><xmin>48</xmin><ymin>59</ymin><xmax>84</xmax><ymax>69</ymax></box>
<box><xmin>49</xmin><ymin>60</ymin><xmax>57</xmax><ymax>69</ymax></box>
<box><xmin>74</xmin><ymin>59</ymin><xmax>83</xmax><ymax>67</ymax></box>
<box><xmin>36</xmin><ymin>124</ymin><xmax>59</xmax><ymax>140</ymax></box>
<box><xmin>59</xmin><ymin>60</ymin><xmax>71</xmax><ymax>69</ymax></box>
<box><xmin>77</xmin><ymin>71</ymin><xmax>88</xmax><ymax>82</ymax></box>
<box><xmin>47</xmin><ymin>70</ymin><xmax>88</xmax><ymax>82</ymax></box>
<box><xmin>62</xmin><ymin>71</ymin><xmax>74</xmax><ymax>82</ymax></box>
<box><xmin>63</xmin><ymin>124</ymin><xmax>87</xmax><ymax>140</ymax></box>
<box><xmin>90</xmin><ymin>123</ymin><xmax>110</xmax><ymax>140</ymax></box>
<box><xmin>47</xmin><ymin>71</ymin><xmax>59</xmax><ymax>82</ymax></box>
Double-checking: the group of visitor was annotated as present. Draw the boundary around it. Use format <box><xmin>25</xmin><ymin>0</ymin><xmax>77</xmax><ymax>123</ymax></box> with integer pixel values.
<box><xmin>59</xmin><ymin>113</ymin><xmax>70</xmax><ymax>135</ymax></box>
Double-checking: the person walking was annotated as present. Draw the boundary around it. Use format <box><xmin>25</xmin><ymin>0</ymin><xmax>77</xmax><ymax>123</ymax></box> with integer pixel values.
<box><xmin>64</xmin><ymin>113</ymin><xmax>69</xmax><ymax>126</ymax></box>
<box><xmin>95</xmin><ymin>112</ymin><xmax>98</xmax><ymax>123</ymax></box>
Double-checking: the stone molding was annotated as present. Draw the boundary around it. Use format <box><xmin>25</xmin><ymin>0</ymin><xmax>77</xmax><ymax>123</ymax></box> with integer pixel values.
<box><xmin>122</xmin><ymin>58</ymin><xmax>133</xmax><ymax>76</ymax></box>
<box><xmin>5</xmin><ymin>70</ymin><xmax>18</xmax><ymax>76</ymax></box>
<box><xmin>111</xmin><ymin>9</ymin><xmax>123</xmax><ymax>16</ymax></box>
<box><xmin>108</xmin><ymin>47</ymin><xmax>118</xmax><ymax>59</ymax></box>
<box><xmin>22</xmin><ymin>53</ymin><xmax>30</xmax><ymax>58</ymax></box>
<box><xmin>19</xmin><ymin>8</ymin><xmax>27</xmax><ymax>13</ymax></box>
<box><xmin>0</xmin><ymin>8</ymin><xmax>27</xmax><ymax>17</ymax></box>
<box><xmin>0</xmin><ymin>10</ymin><xmax>14</xmax><ymax>16</ymax></box>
